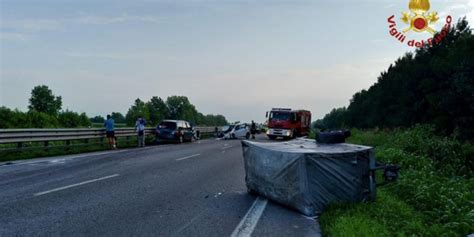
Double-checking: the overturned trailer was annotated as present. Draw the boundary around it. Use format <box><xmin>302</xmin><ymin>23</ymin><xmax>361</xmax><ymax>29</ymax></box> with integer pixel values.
<box><xmin>241</xmin><ymin>139</ymin><xmax>376</xmax><ymax>216</ymax></box>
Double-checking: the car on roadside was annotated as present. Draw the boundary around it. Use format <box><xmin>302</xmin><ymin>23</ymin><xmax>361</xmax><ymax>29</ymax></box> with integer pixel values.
<box><xmin>155</xmin><ymin>120</ymin><xmax>195</xmax><ymax>144</ymax></box>
<box><xmin>223</xmin><ymin>123</ymin><xmax>250</xmax><ymax>140</ymax></box>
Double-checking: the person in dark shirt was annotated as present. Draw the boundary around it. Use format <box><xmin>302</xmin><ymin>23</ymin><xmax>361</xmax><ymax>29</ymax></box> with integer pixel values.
<box><xmin>251</xmin><ymin>120</ymin><xmax>257</xmax><ymax>139</ymax></box>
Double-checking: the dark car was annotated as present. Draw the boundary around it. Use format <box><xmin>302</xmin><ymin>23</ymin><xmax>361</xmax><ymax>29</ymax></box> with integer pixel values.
<box><xmin>155</xmin><ymin>120</ymin><xmax>195</xmax><ymax>143</ymax></box>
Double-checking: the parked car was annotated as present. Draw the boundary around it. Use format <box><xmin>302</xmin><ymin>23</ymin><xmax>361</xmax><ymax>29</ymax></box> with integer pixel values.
<box><xmin>156</xmin><ymin>120</ymin><xmax>195</xmax><ymax>143</ymax></box>
<box><xmin>224</xmin><ymin>123</ymin><xmax>250</xmax><ymax>139</ymax></box>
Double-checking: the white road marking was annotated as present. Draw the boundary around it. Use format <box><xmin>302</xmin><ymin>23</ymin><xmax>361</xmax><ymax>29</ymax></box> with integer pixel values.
<box><xmin>222</xmin><ymin>145</ymin><xmax>233</xmax><ymax>150</ymax></box>
<box><xmin>33</xmin><ymin>174</ymin><xmax>120</xmax><ymax>196</ymax></box>
<box><xmin>230</xmin><ymin>197</ymin><xmax>268</xmax><ymax>237</ymax></box>
<box><xmin>176</xmin><ymin>154</ymin><xmax>201</xmax><ymax>161</ymax></box>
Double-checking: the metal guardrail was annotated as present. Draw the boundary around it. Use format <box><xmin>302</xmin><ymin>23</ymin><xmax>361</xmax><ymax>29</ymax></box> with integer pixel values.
<box><xmin>0</xmin><ymin>127</ymin><xmax>216</xmax><ymax>149</ymax></box>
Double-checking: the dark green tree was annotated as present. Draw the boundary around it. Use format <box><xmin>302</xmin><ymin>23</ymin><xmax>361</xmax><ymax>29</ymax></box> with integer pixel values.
<box><xmin>125</xmin><ymin>99</ymin><xmax>150</xmax><ymax>126</ymax></box>
<box><xmin>166</xmin><ymin>96</ymin><xmax>198</xmax><ymax>123</ymax></box>
<box><xmin>146</xmin><ymin>96</ymin><xmax>169</xmax><ymax>126</ymax></box>
<box><xmin>28</xmin><ymin>85</ymin><xmax>62</xmax><ymax>115</ymax></box>
<box><xmin>90</xmin><ymin>115</ymin><xmax>105</xmax><ymax>123</ymax></box>
<box><xmin>319</xmin><ymin>18</ymin><xmax>473</xmax><ymax>139</ymax></box>
<box><xmin>111</xmin><ymin>112</ymin><xmax>126</xmax><ymax>124</ymax></box>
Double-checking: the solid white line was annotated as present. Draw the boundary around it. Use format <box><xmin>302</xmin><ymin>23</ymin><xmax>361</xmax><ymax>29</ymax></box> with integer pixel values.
<box><xmin>175</xmin><ymin>154</ymin><xmax>201</xmax><ymax>161</ymax></box>
<box><xmin>230</xmin><ymin>197</ymin><xmax>268</xmax><ymax>237</ymax></box>
<box><xmin>34</xmin><ymin>174</ymin><xmax>120</xmax><ymax>196</ymax></box>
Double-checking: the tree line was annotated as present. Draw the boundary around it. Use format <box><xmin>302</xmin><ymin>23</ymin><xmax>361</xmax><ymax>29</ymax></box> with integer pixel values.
<box><xmin>315</xmin><ymin>18</ymin><xmax>473</xmax><ymax>140</ymax></box>
<box><xmin>95</xmin><ymin>96</ymin><xmax>228</xmax><ymax>127</ymax></box>
<box><xmin>1</xmin><ymin>85</ymin><xmax>91</xmax><ymax>128</ymax></box>
<box><xmin>1</xmin><ymin>85</ymin><xmax>228</xmax><ymax>129</ymax></box>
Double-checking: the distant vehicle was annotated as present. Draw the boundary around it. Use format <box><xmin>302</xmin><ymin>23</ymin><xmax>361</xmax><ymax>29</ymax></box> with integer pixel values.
<box><xmin>155</xmin><ymin>120</ymin><xmax>195</xmax><ymax>143</ymax></box>
<box><xmin>217</xmin><ymin>125</ymin><xmax>235</xmax><ymax>138</ymax></box>
<box><xmin>265</xmin><ymin>108</ymin><xmax>311</xmax><ymax>140</ymax></box>
<box><xmin>224</xmin><ymin>123</ymin><xmax>250</xmax><ymax>140</ymax></box>
<box><xmin>255</xmin><ymin>124</ymin><xmax>266</xmax><ymax>134</ymax></box>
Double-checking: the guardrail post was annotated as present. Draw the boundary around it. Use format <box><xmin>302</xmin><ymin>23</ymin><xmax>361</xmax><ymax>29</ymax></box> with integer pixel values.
<box><xmin>17</xmin><ymin>142</ymin><xmax>23</xmax><ymax>149</ymax></box>
<box><xmin>44</xmin><ymin>141</ymin><xmax>49</xmax><ymax>152</ymax></box>
<box><xmin>65</xmin><ymin>140</ymin><xmax>71</xmax><ymax>151</ymax></box>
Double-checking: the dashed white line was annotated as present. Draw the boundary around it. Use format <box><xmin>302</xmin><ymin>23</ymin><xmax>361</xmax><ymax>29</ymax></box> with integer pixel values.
<box><xmin>221</xmin><ymin>145</ymin><xmax>234</xmax><ymax>150</ymax></box>
<box><xmin>34</xmin><ymin>174</ymin><xmax>120</xmax><ymax>196</ymax></box>
<box><xmin>175</xmin><ymin>154</ymin><xmax>201</xmax><ymax>161</ymax></box>
<box><xmin>230</xmin><ymin>197</ymin><xmax>268</xmax><ymax>237</ymax></box>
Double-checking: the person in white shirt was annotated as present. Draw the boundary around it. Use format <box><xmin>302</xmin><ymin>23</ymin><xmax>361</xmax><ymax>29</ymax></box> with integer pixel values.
<box><xmin>135</xmin><ymin>116</ymin><xmax>147</xmax><ymax>147</ymax></box>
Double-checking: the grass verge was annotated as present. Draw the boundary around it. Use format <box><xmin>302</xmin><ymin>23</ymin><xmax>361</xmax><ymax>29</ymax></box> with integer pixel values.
<box><xmin>2</xmin><ymin>135</ymin><xmax>155</xmax><ymax>162</ymax></box>
<box><xmin>319</xmin><ymin>125</ymin><xmax>473</xmax><ymax>236</ymax></box>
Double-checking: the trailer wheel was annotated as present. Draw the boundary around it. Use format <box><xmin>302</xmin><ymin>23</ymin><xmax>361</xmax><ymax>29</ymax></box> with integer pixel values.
<box><xmin>247</xmin><ymin>188</ymin><xmax>258</xmax><ymax>196</ymax></box>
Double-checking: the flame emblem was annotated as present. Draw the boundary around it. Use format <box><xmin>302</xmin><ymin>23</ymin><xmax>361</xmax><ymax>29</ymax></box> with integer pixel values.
<box><xmin>401</xmin><ymin>0</ymin><xmax>439</xmax><ymax>34</ymax></box>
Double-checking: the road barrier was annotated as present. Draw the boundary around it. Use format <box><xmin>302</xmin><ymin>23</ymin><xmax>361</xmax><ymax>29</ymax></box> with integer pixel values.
<box><xmin>0</xmin><ymin>127</ymin><xmax>216</xmax><ymax>151</ymax></box>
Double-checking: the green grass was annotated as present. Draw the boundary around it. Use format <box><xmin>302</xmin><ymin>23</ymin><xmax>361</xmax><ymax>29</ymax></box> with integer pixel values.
<box><xmin>321</xmin><ymin>190</ymin><xmax>438</xmax><ymax>237</ymax></box>
<box><xmin>319</xmin><ymin>125</ymin><xmax>474</xmax><ymax>236</ymax></box>
<box><xmin>0</xmin><ymin>135</ymin><xmax>155</xmax><ymax>162</ymax></box>
<box><xmin>0</xmin><ymin>133</ymin><xmax>216</xmax><ymax>162</ymax></box>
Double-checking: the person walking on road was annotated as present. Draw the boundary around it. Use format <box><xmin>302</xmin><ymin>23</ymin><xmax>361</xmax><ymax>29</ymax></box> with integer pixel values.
<box><xmin>251</xmin><ymin>120</ymin><xmax>257</xmax><ymax>139</ymax></box>
<box><xmin>135</xmin><ymin>116</ymin><xmax>147</xmax><ymax>147</ymax></box>
<box><xmin>104</xmin><ymin>114</ymin><xmax>116</xmax><ymax>149</ymax></box>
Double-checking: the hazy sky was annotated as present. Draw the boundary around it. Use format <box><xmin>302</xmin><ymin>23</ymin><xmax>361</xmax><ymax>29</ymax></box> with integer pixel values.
<box><xmin>1</xmin><ymin>0</ymin><xmax>473</xmax><ymax>123</ymax></box>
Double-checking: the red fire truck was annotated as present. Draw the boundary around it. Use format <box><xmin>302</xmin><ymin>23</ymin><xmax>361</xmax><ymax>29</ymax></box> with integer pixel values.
<box><xmin>265</xmin><ymin>108</ymin><xmax>312</xmax><ymax>140</ymax></box>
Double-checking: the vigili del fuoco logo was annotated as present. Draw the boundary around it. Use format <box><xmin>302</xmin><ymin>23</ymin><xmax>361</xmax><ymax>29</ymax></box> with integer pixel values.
<box><xmin>387</xmin><ymin>0</ymin><xmax>452</xmax><ymax>48</ymax></box>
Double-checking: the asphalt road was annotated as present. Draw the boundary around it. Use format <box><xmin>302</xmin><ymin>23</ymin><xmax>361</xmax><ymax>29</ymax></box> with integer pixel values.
<box><xmin>0</xmin><ymin>134</ymin><xmax>321</xmax><ymax>237</ymax></box>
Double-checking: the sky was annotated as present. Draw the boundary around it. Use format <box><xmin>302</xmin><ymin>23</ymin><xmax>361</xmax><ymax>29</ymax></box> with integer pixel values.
<box><xmin>1</xmin><ymin>0</ymin><xmax>473</xmax><ymax>123</ymax></box>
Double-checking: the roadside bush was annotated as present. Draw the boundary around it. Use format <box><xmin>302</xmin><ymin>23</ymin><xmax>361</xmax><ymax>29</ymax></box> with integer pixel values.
<box><xmin>0</xmin><ymin>107</ymin><xmax>27</xmax><ymax>128</ymax></box>
<box><xmin>322</xmin><ymin>126</ymin><xmax>474</xmax><ymax>236</ymax></box>
<box><xmin>349</xmin><ymin>125</ymin><xmax>473</xmax><ymax>177</ymax></box>
<box><xmin>58</xmin><ymin>110</ymin><xmax>91</xmax><ymax>128</ymax></box>
<box><xmin>389</xmin><ymin>125</ymin><xmax>472</xmax><ymax>177</ymax></box>
<box><xmin>25</xmin><ymin>111</ymin><xmax>59</xmax><ymax>128</ymax></box>
<box><xmin>376</xmin><ymin>147</ymin><xmax>433</xmax><ymax>172</ymax></box>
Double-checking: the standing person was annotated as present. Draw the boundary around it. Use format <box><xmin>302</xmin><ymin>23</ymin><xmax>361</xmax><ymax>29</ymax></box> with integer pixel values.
<box><xmin>104</xmin><ymin>114</ymin><xmax>116</xmax><ymax>149</ymax></box>
<box><xmin>135</xmin><ymin>116</ymin><xmax>147</xmax><ymax>147</ymax></box>
<box><xmin>251</xmin><ymin>120</ymin><xmax>257</xmax><ymax>139</ymax></box>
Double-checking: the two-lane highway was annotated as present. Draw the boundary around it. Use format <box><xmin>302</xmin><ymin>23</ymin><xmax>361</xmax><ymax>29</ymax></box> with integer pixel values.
<box><xmin>0</xmin><ymin>135</ymin><xmax>321</xmax><ymax>236</ymax></box>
